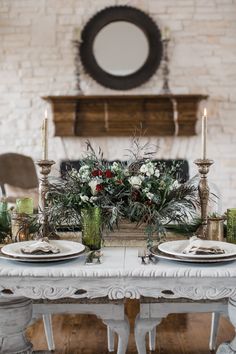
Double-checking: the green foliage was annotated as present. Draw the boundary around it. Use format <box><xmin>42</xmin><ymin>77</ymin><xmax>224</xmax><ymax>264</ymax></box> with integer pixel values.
<box><xmin>47</xmin><ymin>140</ymin><xmax>199</xmax><ymax>244</ymax></box>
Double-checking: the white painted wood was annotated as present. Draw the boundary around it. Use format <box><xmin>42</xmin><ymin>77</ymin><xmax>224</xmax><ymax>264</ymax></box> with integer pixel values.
<box><xmin>42</xmin><ymin>314</ymin><xmax>55</xmax><ymax>351</ymax></box>
<box><xmin>33</xmin><ymin>302</ymin><xmax>126</xmax><ymax>353</ymax></box>
<box><xmin>135</xmin><ymin>314</ymin><xmax>162</xmax><ymax>354</ymax></box>
<box><xmin>209</xmin><ymin>312</ymin><xmax>221</xmax><ymax>351</ymax></box>
<box><xmin>149</xmin><ymin>327</ymin><xmax>156</xmax><ymax>351</ymax></box>
<box><xmin>217</xmin><ymin>299</ymin><xmax>236</xmax><ymax>353</ymax></box>
<box><xmin>140</xmin><ymin>301</ymin><xmax>228</xmax><ymax>353</ymax></box>
<box><xmin>103</xmin><ymin>315</ymin><xmax>130</xmax><ymax>354</ymax></box>
<box><xmin>107</xmin><ymin>326</ymin><xmax>115</xmax><ymax>352</ymax></box>
<box><xmin>0</xmin><ymin>247</ymin><xmax>236</xmax><ymax>353</ymax></box>
<box><xmin>0</xmin><ymin>297</ymin><xmax>33</xmax><ymax>353</ymax></box>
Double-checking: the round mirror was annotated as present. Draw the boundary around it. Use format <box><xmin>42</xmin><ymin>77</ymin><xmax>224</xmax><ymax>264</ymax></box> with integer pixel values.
<box><xmin>93</xmin><ymin>21</ymin><xmax>149</xmax><ymax>76</ymax></box>
<box><xmin>79</xmin><ymin>6</ymin><xmax>163</xmax><ymax>90</ymax></box>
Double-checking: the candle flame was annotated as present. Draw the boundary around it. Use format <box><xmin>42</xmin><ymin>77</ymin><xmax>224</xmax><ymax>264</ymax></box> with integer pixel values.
<box><xmin>203</xmin><ymin>107</ymin><xmax>207</xmax><ymax>117</ymax></box>
<box><xmin>44</xmin><ymin>109</ymin><xmax>48</xmax><ymax>119</ymax></box>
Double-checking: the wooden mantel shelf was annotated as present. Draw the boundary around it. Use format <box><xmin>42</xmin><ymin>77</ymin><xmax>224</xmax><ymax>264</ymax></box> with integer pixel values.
<box><xmin>43</xmin><ymin>94</ymin><xmax>208</xmax><ymax>137</ymax></box>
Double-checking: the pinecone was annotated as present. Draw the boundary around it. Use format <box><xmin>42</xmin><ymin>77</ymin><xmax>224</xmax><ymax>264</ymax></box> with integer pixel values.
<box><xmin>128</xmin><ymin>160</ymin><xmax>145</xmax><ymax>174</ymax></box>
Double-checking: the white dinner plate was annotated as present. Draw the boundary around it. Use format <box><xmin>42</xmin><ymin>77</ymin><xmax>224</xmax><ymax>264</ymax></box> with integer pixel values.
<box><xmin>150</xmin><ymin>246</ymin><xmax>236</xmax><ymax>263</ymax></box>
<box><xmin>1</xmin><ymin>240</ymin><xmax>85</xmax><ymax>260</ymax></box>
<box><xmin>0</xmin><ymin>251</ymin><xmax>86</xmax><ymax>263</ymax></box>
<box><xmin>158</xmin><ymin>240</ymin><xmax>236</xmax><ymax>259</ymax></box>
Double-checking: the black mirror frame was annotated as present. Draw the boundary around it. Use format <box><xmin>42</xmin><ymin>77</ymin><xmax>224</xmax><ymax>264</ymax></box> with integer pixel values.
<box><xmin>78</xmin><ymin>6</ymin><xmax>163</xmax><ymax>90</ymax></box>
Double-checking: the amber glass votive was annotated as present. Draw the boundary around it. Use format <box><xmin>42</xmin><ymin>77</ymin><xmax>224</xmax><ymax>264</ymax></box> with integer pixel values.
<box><xmin>11</xmin><ymin>212</ymin><xmax>31</xmax><ymax>242</ymax></box>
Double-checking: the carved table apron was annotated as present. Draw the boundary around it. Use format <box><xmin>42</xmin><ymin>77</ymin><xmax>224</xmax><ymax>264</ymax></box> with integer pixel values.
<box><xmin>0</xmin><ymin>247</ymin><xmax>236</xmax><ymax>353</ymax></box>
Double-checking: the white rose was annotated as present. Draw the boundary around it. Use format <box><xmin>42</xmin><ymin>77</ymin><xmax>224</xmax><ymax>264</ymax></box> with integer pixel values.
<box><xmin>170</xmin><ymin>180</ymin><xmax>180</xmax><ymax>190</ymax></box>
<box><xmin>154</xmin><ymin>169</ymin><xmax>160</xmax><ymax>177</ymax></box>
<box><xmin>140</xmin><ymin>162</ymin><xmax>155</xmax><ymax>177</ymax></box>
<box><xmin>129</xmin><ymin>176</ymin><xmax>143</xmax><ymax>189</ymax></box>
<box><xmin>140</xmin><ymin>164</ymin><xmax>148</xmax><ymax>174</ymax></box>
<box><xmin>88</xmin><ymin>178</ymin><xmax>102</xmax><ymax>195</ymax></box>
<box><xmin>80</xmin><ymin>194</ymin><xmax>89</xmax><ymax>202</ymax></box>
<box><xmin>81</xmin><ymin>171</ymin><xmax>90</xmax><ymax>182</ymax></box>
<box><xmin>146</xmin><ymin>192</ymin><xmax>154</xmax><ymax>200</ymax></box>
<box><xmin>90</xmin><ymin>196</ymin><xmax>98</xmax><ymax>203</ymax></box>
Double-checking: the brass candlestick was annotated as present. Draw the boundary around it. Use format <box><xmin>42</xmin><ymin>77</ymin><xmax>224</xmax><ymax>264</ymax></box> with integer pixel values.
<box><xmin>194</xmin><ymin>158</ymin><xmax>214</xmax><ymax>238</ymax></box>
<box><xmin>36</xmin><ymin>159</ymin><xmax>55</xmax><ymax>239</ymax></box>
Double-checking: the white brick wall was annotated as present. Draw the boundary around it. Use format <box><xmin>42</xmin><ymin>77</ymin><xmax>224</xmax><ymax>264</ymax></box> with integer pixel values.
<box><xmin>0</xmin><ymin>0</ymin><xmax>236</xmax><ymax>211</ymax></box>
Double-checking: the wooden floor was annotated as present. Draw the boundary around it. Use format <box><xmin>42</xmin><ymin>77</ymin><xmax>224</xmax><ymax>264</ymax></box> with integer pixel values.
<box><xmin>27</xmin><ymin>300</ymin><xmax>234</xmax><ymax>354</ymax></box>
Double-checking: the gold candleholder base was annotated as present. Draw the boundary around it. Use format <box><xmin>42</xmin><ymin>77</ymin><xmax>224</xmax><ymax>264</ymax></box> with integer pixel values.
<box><xmin>36</xmin><ymin>159</ymin><xmax>59</xmax><ymax>239</ymax></box>
<box><xmin>194</xmin><ymin>158</ymin><xmax>214</xmax><ymax>239</ymax></box>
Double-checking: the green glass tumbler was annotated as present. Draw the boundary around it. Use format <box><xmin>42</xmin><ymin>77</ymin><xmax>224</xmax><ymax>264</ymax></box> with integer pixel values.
<box><xmin>16</xmin><ymin>197</ymin><xmax>34</xmax><ymax>215</ymax></box>
<box><xmin>0</xmin><ymin>200</ymin><xmax>10</xmax><ymax>230</ymax></box>
<box><xmin>81</xmin><ymin>207</ymin><xmax>102</xmax><ymax>250</ymax></box>
<box><xmin>227</xmin><ymin>208</ymin><xmax>236</xmax><ymax>244</ymax></box>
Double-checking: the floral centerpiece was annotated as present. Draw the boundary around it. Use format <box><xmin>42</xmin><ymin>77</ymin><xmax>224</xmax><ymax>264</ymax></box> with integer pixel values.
<box><xmin>48</xmin><ymin>141</ymin><xmax>199</xmax><ymax>248</ymax></box>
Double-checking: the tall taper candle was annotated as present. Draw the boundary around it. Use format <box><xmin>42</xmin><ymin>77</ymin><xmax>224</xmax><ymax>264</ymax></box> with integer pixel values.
<box><xmin>202</xmin><ymin>107</ymin><xmax>207</xmax><ymax>160</ymax></box>
<box><xmin>42</xmin><ymin>110</ymin><xmax>48</xmax><ymax>160</ymax></box>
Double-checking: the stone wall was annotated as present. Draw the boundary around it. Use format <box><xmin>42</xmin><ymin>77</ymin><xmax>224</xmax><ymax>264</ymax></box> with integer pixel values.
<box><xmin>0</xmin><ymin>0</ymin><xmax>236</xmax><ymax>211</ymax></box>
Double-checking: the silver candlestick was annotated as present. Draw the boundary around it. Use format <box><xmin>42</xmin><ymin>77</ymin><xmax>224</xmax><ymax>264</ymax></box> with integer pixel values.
<box><xmin>194</xmin><ymin>158</ymin><xmax>214</xmax><ymax>239</ymax></box>
<box><xmin>36</xmin><ymin>159</ymin><xmax>55</xmax><ymax>239</ymax></box>
<box><xmin>161</xmin><ymin>37</ymin><xmax>171</xmax><ymax>94</ymax></box>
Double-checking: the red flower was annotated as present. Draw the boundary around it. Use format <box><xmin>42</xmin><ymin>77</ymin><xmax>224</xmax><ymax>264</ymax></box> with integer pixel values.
<box><xmin>105</xmin><ymin>169</ymin><xmax>113</xmax><ymax>178</ymax></box>
<box><xmin>92</xmin><ymin>169</ymin><xmax>103</xmax><ymax>177</ymax></box>
<box><xmin>96</xmin><ymin>184</ymin><xmax>104</xmax><ymax>192</ymax></box>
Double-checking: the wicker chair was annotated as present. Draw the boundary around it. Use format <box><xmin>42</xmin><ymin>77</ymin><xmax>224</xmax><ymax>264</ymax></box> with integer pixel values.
<box><xmin>0</xmin><ymin>153</ymin><xmax>38</xmax><ymax>196</ymax></box>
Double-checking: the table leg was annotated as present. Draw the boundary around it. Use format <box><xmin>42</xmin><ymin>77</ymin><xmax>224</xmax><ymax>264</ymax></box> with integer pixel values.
<box><xmin>149</xmin><ymin>327</ymin><xmax>156</xmax><ymax>351</ymax></box>
<box><xmin>210</xmin><ymin>312</ymin><xmax>221</xmax><ymax>351</ymax></box>
<box><xmin>217</xmin><ymin>299</ymin><xmax>236</xmax><ymax>354</ymax></box>
<box><xmin>0</xmin><ymin>297</ymin><xmax>33</xmax><ymax>354</ymax></box>
<box><xmin>134</xmin><ymin>314</ymin><xmax>163</xmax><ymax>354</ymax></box>
<box><xmin>103</xmin><ymin>315</ymin><xmax>130</xmax><ymax>354</ymax></box>
<box><xmin>107</xmin><ymin>326</ymin><xmax>115</xmax><ymax>352</ymax></box>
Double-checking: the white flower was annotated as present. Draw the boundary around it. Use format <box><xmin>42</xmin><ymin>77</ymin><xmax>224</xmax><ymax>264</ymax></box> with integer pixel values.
<box><xmin>90</xmin><ymin>196</ymin><xmax>98</xmax><ymax>203</ymax></box>
<box><xmin>124</xmin><ymin>168</ymin><xmax>130</xmax><ymax>176</ymax></box>
<box><xmin>170</xmin><ymin>180</ymin><xmax>180</xmax><ymax>190</ymax></box>
<box><xmin>154</xmin><ymin>168</ymin><xmax>160</xmax><ymax>177</ymax></box>
<box><xmin>128</xmin><ymin>176</ymin><xmax>143</xmax><ymax>189</ymax></box>
<box><xmin>80</xmin><ymin>194</ymin><xmax>89</xmax><ymax>202</ymax></box>
<box><xmin>79</xmin><ymin>165</ymin><xmax>91</xmax><ymax>181</ymax></box>
<box><xmin>146</xmin><ymin>192</ymin><xmax>154</xmax><ymax>200</ymax></box>
<box><xmin>88</xmin><ymin>178</ymin><xmax>102</xmax><ymax>195</ymax></box>
<box><xmin>140</xmin><ymin>162</ymin><xmax>155</xmax><ymax>177</ymax></box>
<box><xmin>111</xmin><ymin>162</ymin><xmax>120</xmax><ymax>172</ymax></box>
<box><xmin>70</xmin><ymin>168</ymin><xmax>78</xmax><ymax>177</ymax></box>
<box><xmin>79</xmin><ymin>165</ymin><xmax>90</xmax><ymax>173</ymax></box>
<box><xmin>143</xmin><ymin>187</ymin><xmax>150</xmax><ymax>193</ymax></box>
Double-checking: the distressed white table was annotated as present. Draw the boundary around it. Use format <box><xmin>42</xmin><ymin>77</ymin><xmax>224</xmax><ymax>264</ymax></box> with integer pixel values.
<box><xmin>0</xmin><ymin>247</ymin><xmax>236</xmax><ymax>353</ymax></box>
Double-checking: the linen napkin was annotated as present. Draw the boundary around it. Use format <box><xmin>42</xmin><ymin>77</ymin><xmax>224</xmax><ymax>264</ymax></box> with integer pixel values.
<box><xmin>21</xmin><ymin>240</ymin><xmax>60</xmax><ymax>255</ymax></box>
<box><xmin>182</xmin><ymin>236</ymin><xmax>225</xmax><ymax>255</ymax></box>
